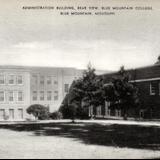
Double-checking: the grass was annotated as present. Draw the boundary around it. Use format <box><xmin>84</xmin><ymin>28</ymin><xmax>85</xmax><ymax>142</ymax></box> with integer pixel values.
<box><xmin>0</xmin><ymin>122</ymin><xmax>160</xmax><ymax>151</ymax></box>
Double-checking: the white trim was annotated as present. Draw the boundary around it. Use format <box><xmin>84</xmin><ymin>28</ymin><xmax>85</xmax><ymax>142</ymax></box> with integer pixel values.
<box><xmin>130</xmin><ymin>77</ymin><xmax>160</xmax><ymax>83</ymax></box>
<box><xmin>150</xmin><ymin>83</ymin><xmax>156</xmax><ymax>96</ymax></box>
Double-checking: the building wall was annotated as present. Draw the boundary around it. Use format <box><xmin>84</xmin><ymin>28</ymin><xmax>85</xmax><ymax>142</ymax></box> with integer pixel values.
<box><xmin>30</xmin><ymin>68</ymin><xmax>82</xmax><ymax>113</ymax></box>
<box><xmin>0</xmin><ymin>66</ymin><xmax>82</xmax><ymax>121</ymax></box>
<box><xmin>95</xmin><ymin>66</ymin><xmax>160</xmax><ymax>119</ymax></box>
<box><xmin>0</xmin><ymin>69</ymin><xmax>30</xmax><ymax>120</ymax></box>
<box><xmin>135</xmin><ymin>80</ymin><xmax>160</xmax><ymax>119</ymax></box>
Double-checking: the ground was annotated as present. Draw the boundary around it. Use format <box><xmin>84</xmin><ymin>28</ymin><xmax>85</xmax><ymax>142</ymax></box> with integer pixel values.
<box><xmin>0</xmin><ymin>120</ymin><xmax>160</xmax><ymax>159</ymax></box>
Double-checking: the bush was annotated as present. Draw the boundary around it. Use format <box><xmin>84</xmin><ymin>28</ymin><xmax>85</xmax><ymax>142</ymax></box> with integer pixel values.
<box><xmin>59</xmin><ymin>104</ymin><xmax>89</xmax><ymax>120</ymax></box>
<box><xmin>50</xmin><ymin>111</ymin><xmax>63</xmax><ymax>120</ymax></box>
<box><xmin>27</xmin><ymin>104</ymin><xmax>50</xmax><ymax>120</ymax></box>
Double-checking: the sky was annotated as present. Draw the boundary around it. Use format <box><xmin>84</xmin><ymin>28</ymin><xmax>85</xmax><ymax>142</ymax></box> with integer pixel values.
<box><xmin>0</xmin><ymin>0</ymin><xmax>160</xmax><ymax>71</ymax></box>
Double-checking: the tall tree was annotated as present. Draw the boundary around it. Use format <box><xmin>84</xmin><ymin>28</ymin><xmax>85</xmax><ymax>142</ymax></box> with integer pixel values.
<box><xmin>104</xmin><ymin>66</ymin><xmax>139</xmax><ymax>120</ymax></box>
<box><xmin>61</xmin><ymin>63</ymin><xmax>104</xmax><ymax>119</ymax></box>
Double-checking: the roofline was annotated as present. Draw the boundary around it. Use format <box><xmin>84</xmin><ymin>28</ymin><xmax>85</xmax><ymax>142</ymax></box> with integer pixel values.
<box><xmin>0</xmin><ymin>65</ymin><xmax>79</xmax><ymax>70</ymax></box>
<box><xmin>101</xmin><ymin>64</ymin><xmax>160</xmax><ymax>76</ymax></box>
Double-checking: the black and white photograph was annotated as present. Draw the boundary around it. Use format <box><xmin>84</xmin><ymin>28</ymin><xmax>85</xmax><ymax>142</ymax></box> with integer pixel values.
<box><xmin>0</xmin><ymin>0</ymin><xmax>160</xmax><ymax>159</ymax></box>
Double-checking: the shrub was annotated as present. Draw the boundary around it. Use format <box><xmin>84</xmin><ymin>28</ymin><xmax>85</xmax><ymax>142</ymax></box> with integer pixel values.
<box><xmin>50</xmin><ymin>111</ymin><xmax>63</xmax><ymax>120</ymax></box>
<box><xmin>27</xmin><ymin>104</ymin><xmax>50</xmax><ymax>120</ymax></box>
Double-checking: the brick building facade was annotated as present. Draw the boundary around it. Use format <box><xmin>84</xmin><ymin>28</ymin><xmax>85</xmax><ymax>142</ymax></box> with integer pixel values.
<box><xmin>91</xmin><ymin>63</ymin><xmax>160</xmax><ymax>119</ymax></box>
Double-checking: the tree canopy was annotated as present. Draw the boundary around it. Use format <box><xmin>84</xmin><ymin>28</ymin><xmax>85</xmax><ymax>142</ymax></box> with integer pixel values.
<box><xmin>27</xmin><ymin>104</ymin><xmax>50</xmax><ymax>120</ymax></box>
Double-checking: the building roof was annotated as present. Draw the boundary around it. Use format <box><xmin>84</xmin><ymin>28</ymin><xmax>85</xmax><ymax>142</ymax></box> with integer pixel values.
<box><xmin>0</xmin><ymin>65</ymin><xmax>83</xmax><ymax>76</ymax></box>
<box><xmin>101</xmin><ymin>64</ymin><xmax>160</xmax><ymax>83</ymax></box>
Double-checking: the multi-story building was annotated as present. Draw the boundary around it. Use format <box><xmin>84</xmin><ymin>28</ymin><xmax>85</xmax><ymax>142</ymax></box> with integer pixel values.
<box><xmin>92</xmin><ymin>62</ymin><xmax>160</xmax><ymax>119</ymax></box>
<box><xmin>0</xmin><ymin>66</ymin><xmax>83</xmax><ymax>121</ymax></box>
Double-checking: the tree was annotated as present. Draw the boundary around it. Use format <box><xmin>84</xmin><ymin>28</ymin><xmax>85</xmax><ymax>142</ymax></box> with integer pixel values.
<box><xmin>60</xmin><ymin>63</ymin><xmax>104</xmax><ymax>120</ymax></box>
<box><xmin>50</xmin><ymin>111</ymin><xmax>63</xmax><ymax>120</ymax></box>
<box><xmin>104</xmin><ymin>66</ymin><xmax>139</xmax><ymax>120</ymax></box>
<box><xmin>72</xmin><ymin>64</ymin><xmax>104</xmax><ymax>117</ymax></box>
<box><xmin>27</xmin><ymin>104</ymin><xmax>50</xmax><ymax>120</ymax></box>
<box><xmin>155</xmin><ymin>55</ymin><xmax>160</xmax><ymax>65</ymax></box>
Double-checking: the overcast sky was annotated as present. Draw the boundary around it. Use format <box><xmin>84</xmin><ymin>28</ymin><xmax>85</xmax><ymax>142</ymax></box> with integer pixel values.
<box><xmin>0</xmin><ymin>0</ymin><xmax>160</xmax><ymax>71</ymax></box>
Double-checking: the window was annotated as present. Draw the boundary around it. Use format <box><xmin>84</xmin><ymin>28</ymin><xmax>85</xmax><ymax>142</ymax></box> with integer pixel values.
<box><xmin>9</xmin><ymin>91</ymin><xmax>14</xmax><ymax>102</ymax></box>
<box><xmin>8</xmin><ymin>75</ymin><xmax>15</xmax><ymax>85</ymax></box>
<box><xmin>54</xmin><ymin>91</ymin><xmax>58</xmax><ymax>100</ymax></box>
<box><xmin>96</xmin><ymin>106</ymin><xmax>102</xmax><ymax>116</ymax></box>
<box><xmin>139</xmin><ymin>110</ymin><xmax>145</xmax><ymax>118</ymax></box>
<box><xmin>0</xmin><ymin>75</ymin><xmax>5</xmax><ymax>84</ymax></box>
<box><xmin>40</xmin><ymin>76</ymin><xmax>45</xmax><ymax>85</ymax></box>
<box><xmin>64</xmin><ymin>84</ymin><xmax>69</xmax><ymax>93</ymax></box>
<box><xmin>105</xmin><ymin>101</ymin><xmax>111</xmax><ymax>116</ymax></box>
<box><xmin>54</xmin><ymin>80</ymin><xmax>58</xmax><ymax>85</ymax></box>
<box><xmin>18</xmin><ymin>91</ymin><xmax>24</xmax><ymax>101</ymax></box>
<box><xmin>47</xmin><ymin>76</ymin><xmax>52</xmax><ymax>85</ymax></box>
<box><xmin>47</xmin><ymin>91</ymin><xmax>52</xmax><ymax>101</ymax></box>
<box><xmin>0</xmin><ymin>91</ymin><xmax>5</xmax><ymax>102</ymax></box>
<box><xmin>32</xmin><ymin>75</ymin><xmax>38</xmax><ymax>85</ymax></box>
<box><xmin>0</xmin><ymin>109</ymin><xmax>5</xmax><ymax>120</ymax></box>
<box><xmin>33</xmin><ymin>91</ymin><xmax>38</xmax><ymax>101</ymax></box>
<box><xmin>9</xmin><ymin>109</ymin><xmax>14</xmax><ymax>119</ymax></box>
<box><xmin>40</xmin><ymin>91</ymin><xmax>45</xmax><ymax>101</ymax></box>
<box><xmin>18</xmin><ymin>109</ymin><xmax>23</xmax><ymax>119</ymax></box>
<box><xmin>17</xmin><ymin>76</ymin><xmax>23</xmax><ymax>85</ymax></box>
<box><xmin>115</xmin><ymin>110</ymin><xmax>121</xmax><ymax>117</ymax></box>
<box><xmin>150</xmin><ymin>82</ymin><xmax>156</xmax><ymax>95</ymax></box>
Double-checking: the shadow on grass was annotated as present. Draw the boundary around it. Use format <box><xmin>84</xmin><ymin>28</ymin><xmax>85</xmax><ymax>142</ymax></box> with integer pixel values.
<box><xmin>0</xmin><ymin>122</ymin><xmax>160</xmax><ymax>150</ymax></box>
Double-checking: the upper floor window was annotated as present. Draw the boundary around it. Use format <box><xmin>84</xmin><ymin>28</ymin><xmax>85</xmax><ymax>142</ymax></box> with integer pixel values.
<box><xmin>33</xmin><ymin>91</ymin><xmax>37</xmax><ymax>101</ymax></box>
<box><xmin>40</xmin><ymin>91</ymin><xmax>45</xmax><ymax>101</ymax></box>
<box><xmin>47</xmin><ymin>76</ymin><xmax>52</xmax><ymax>85</ymax></box>
<box><xmin>32</xmin><ymin>75</ymin><xmax>38</xmax><ymax>85</ymax></box>
<box><xmin>9</xmin><ymin>91</ymin><xmax>14</xmax><ymax>101</ymax></box>
<box><xmin>0</xmin><ymin>91</ymin><xmax>5</xmax><ymax>102</ymax></box>
<box><xmin>17</xmin><ymin>76</ymin><xmax>23</xmax><ymax>85</ymax></box>
<box><xmin>8</xmin><ymin>75</ymin><xmax>15</xmax><ymax>85</ymax></box>
<box><xmin>54</xmin><ymin>80</ymin><xmax>58</xmax><ymax>85</ymax></box>
<box><xmin>40</xmin><ymin>76</ymin><xmax>45</xmax><ymax>85</ymax></box>
<box><xmin>54</xmin><ymin>91</ymin><xmax>58</xmax><ymax>100</ymax></box>
<box><xmin>47</xmin><ymin>91</ymin><xmax>52</xmax><ymax>101</ymax></box>
<box><xmin>0</xmin><ymin>75</ymin><xmax>5</xmax><ymax>85</ymax></box>
<box><xmin>150</xmin><ymin>82</ymin><xmax>156</xmax><ymax>95</ymax></box>
<box><xmin>64</xmin><ymin>84</ymin><xmax>69</xmax><ymax>93</ymax></box>
<box><xmin>18</xmin><ymin>91</ymin><xmax>24</xmax><ymax>101</ymax></box>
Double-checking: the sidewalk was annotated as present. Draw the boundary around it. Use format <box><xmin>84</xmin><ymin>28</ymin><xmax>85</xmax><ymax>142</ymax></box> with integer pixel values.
<box><xmin>0</xmin><ymin>119</ymin><xmax>160</xmax><ymax>127</ymax></box>
<box><xmin>77</xmin><ymin>119</ymin><xmax>160</xmax><ymax>127</ymax></box>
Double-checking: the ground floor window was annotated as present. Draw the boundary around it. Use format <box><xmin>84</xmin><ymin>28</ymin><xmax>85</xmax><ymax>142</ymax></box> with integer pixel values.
<box><xmin>89</xmin><ymin>106</ymin><xmax>94</xmax><ymax>117</ymax></box>
<box><xmin>115</xmin><ymin>110</ymin><xmax>121</xmax><ymax>117</ymax></box>
<box><xmin>140</xmin><ymin>110</ymin><xmax>145</xmax><ymax>118</ymax></box>
<box><xmin>96</xmin><ymin>106</ymin><xmax>102</xmax><ymax>116</ymax></box>
<box><xmin>9</xmin><ymin>109</ymin><xmax>14</xmax><ymax>120</ymax></box>
<box><xmin>0</xmin><ymin>109</ymin><xmax>5</xmax><ymax>120</ymax></box>
<box><xmin>18</xmin><ymin>109</ymin><xmax>23</xmax><ymax>119</ymax></box>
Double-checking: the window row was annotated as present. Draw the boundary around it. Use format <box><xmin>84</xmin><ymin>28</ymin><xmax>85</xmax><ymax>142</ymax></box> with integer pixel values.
<box><xmin>0</xmin><ymin>75</ymin><xmax>23</xmax><ymax>85</ymax></box>
<box><xmin>32</xmin><ymin>91</ymin><xmax>59</xmax><ymax>101</ymax></box>
<box><xmin>32</xmin><ymin>75</ymin><xmax>58</xmax><ymax>86</ymax></box>
<box><xmin>0</xmin><ymin>108</ymin><xmax>23</xmax><ymax>120</ymax></box>
<box><xmin>0</xmin><ymin>91</ymin><xmax>24</xmax><ymax>102</ymax></box>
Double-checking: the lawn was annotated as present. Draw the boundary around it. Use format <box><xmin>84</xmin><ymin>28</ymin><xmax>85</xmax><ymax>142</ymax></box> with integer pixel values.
<box><xmin>0</xmin><ymin>121</ymin><xmax>160</xmax><ymax>159</ymax></box>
